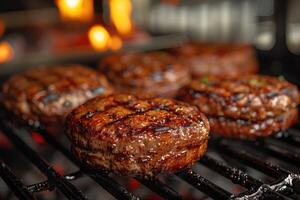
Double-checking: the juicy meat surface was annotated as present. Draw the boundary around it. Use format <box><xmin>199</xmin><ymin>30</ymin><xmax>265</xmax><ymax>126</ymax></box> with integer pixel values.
<box><xmin>66</xmin><ymin>94</ymin><xmax>210</xmax><ymax>176</ymax></box>
<box><xmin>171</xmin><ymin>42</ymin><xmax>258</xmax><ymax>78</ymax></box>
<box><xmin>177</xmin><ymin>75</ymin><xmax>299</xmax><ymax>121</ymax></box>
<box><xmin>1</xmin><ymin>65</ymin><xmax>114</xmax><ymax>132</ymax></box>
<box><xmin>99</xmin><ymin>52</ymin><xmax>190</xmax><ymax>97</ymax></box>
<box><xmin>209</xmin><ymin>108</ymin><xmax>298</xmax><ymax>138</ymax></box>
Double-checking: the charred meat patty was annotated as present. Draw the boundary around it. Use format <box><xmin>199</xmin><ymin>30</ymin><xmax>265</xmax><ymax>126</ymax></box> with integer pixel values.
<box><xmin>99</xmin><ymin>52</ymin><xmax>190</xmax><ymax>97</ymax></box>
<box><xmin>1</xmin><ymin>65</ymin><xmax>114</xmax><ymax>132</ymax></box>
<box><xmin>177</xmin><ymin>75</ymin><xmax>299</xmax><ymax>138</ymax></box>
<box><xmin>209</xmin><ymin>109</ymin><xmax>298</xmax><ymax>138</ymax></box>
<box><xmin>66</xmin><ymin>94</ymin><xmax>210</xmax><ymax>176</ymax></box>
<box><xmin>171</xmin><ymin>42</ymin><xmax>258</xmax><ymax>78</ymax></box>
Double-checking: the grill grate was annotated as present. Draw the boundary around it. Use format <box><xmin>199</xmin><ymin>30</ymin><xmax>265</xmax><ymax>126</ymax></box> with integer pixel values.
<box><xmin>0</xmin><ymin>110</ymin><xmax>299</xmax><ymax>200</ymax></box>
<box><xmin>0</xmin><ymin>160</ymin><xmax>35</xmax><ymax>200</ymax></box>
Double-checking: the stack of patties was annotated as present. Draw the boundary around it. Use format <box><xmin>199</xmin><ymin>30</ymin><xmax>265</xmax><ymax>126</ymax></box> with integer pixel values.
<box><xmin>177</xmin><ymin>75</ymin><xmax>299</xmax><ymax>138</ymax></box>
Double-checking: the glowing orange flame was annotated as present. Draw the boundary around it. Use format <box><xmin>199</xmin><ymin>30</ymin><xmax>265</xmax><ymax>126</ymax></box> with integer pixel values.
<box><xmin>55</xmin><ymin>0</ymin><xmax>93</xmax><ymax>22</ymax></box>
<box><xmin>109</xmin><ymin>0</ymin><xmax>133</xmax><ymax>36</ymax></box>
<box><xmin>109</xmin><ymin>35</ymin><xmax>123</xmax><ymax>51</ymax></box>
<box><xmin>88</xmin><ymin>25</ymin><xmax>123</xmax><ymax>52</ymax></box>
<box><xmin>0</xmin><ymin>42</ymin><xmax>13</xmax><ymax>63</ymax></box>
<box><xmin>88</xmin><ymin>25</ymin><xmax>111</xmax><ymax>51</ymax></box>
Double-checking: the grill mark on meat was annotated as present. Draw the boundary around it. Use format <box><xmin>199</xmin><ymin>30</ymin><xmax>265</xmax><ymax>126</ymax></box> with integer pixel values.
<box><xmin>102</xmin><ymin>99</ymin><xmax>191</xmax><ymax>128</ymax></box>
<box><xmin>79</xmin><ymin>97</ymin><xmax>151</xmax><ymax>121</ymax></box>
<box><xmin>100</xmin><ymin>108</ymin><xmax>154</xmax><ymax>129</ymax></box>
<box><xmin>80</xmin><ymin>97</ymin><xmax>196</xmax><ymax>137</ymax></box>
<box><xmin>80</xmin><ymin>102</ymin><xmax>117</xmax><ymax>120</ymax></box>
<box><xmin>155</xmin><ymin>102</ymin><xmax>205</xmax><ymax>123</ymax></box>
<box><xmin>137</xmin><ymin>121</ymin><xmax>192</xmax><ymax>136</ymax></box>
<box><xmin>95</xmin><ymin>106</ymin><xmax>194</xmax><ymax>138</ymax></box>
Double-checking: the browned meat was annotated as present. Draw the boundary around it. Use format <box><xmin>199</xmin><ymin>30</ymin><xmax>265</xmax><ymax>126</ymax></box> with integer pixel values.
<box><xmin>177</xmin><ymin>75</ymin><xmax>299</xmax><ymax>138</ymax></box>
<box><xmin>177</xmin><ymin>75</ymin><xmax>299</xmax><ymax>121</ymax></box>
<box><xmin>66</xmin><ymin>94</ymin><xmax>209</xmax><ymax>176</ymax></box>
<box><xmin>171</xmin><ymin>42</ymin><xmax>258</xmax><ymax>78</ymax></box>
<box><xmin>1</xmin><ymin>65</ymin><xmax>114</xmax><ymax>133</ymax></box>
<box><xmin>209</xmin><ymin>108</ymin><xmax>298</xmax><ymax>138</ymax></box>
<box><xmin>99</xmin><ymin>52</ymin><xmax>190</xmax><ymax>97</ymax></box>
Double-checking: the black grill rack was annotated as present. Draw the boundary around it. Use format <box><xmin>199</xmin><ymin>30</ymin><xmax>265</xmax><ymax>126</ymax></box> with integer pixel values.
<box><xmin>0</xmin><ymin>111</ymin><xmax>299</xmax><ymax>200</ymax></box>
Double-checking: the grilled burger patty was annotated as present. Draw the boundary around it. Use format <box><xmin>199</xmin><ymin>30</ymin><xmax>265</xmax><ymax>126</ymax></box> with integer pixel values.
<box><xmin>177</xmin><ymin>75</ymin><xmax>299</xmax><ymax>121</ymax></box>
<box><xmin>66</xmin><ymin>94</ymin><xmax>210</xmax><ymax>176</ymax></box>
<box><xmin>171</xmin><ymin>42</ymin><xmax>258</xmax><ymax>78</ymax></box>
<box><xmin>1</xmin><ymin>65</ymin><xmax>114</xmax><ymax>132</ymax></box>
<box><xmin>177</xmin><ymin>75</ymin><xmax>299</xmax><ymax>137</ymax></box>
<box><xmin>209</xmin><ymin>108</ymin><xmax>298</xmax><ymax>138</ymax></box>
<box><xmin>99</xmin><ymin>52</ymin><xmax>190</xmax><ymax>97</ymax></box>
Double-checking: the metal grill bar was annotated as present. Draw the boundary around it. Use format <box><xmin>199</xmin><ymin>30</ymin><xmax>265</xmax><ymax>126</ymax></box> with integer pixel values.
<box><xmin>0</xmin><ymin>114</ymin><xmax>299</xmax><ymax>199</ymax></box>
<box><xmin>215</xmin><ymin>140</ymin><xmax>288</xmax><ymax>178</ymax></box>
<box><xmin>199</xmin><ymin>155</ymin><xmax>293</xmax><ymax>200</ymax></box>
<box><xmin>0</xmin><ymin>160</ymin><xmax>35</xmax><ymax>200</ymax></box>
<box><xmin>248</xmin><ymin>141</ymin><xmax>300</xmax><ymax>167</ymax></box>
<box><xmin>0</xmin><ymin>121</ymin><xmax>88</xmax><ymax>200</ymax></box>
<box><xmin>274</xmin><ymin>130</ymin><xmax>300</xmax><ymax>147</ymax></box>
<box><xmin>200</xmin><ymin>155</ymin><xmax>262</xmax><ymax>190</ymax></box>
<box><xmin>27</xmin><ymin>171</ymin><xmax>83</xmax><ymax>193</ymax></box>
<box><xmin>31</xmin><ymin>126</ymin><xmax>139</xmax><ymax>200</ymax></box>
<box><xmin>176</xmin><ymin>170</ymin><xmax>232</xmax><ymax>200</ymax></box>
<box><xmin>26</xmin><ymin>168</ymin><xmax>183</xmax><ymax>200</ymax></box>
<box><xmin>214</xmin><ymin>140</ymin><xmax>300</xmax><ymax>196</ymax></box>
<box><xmin>137</xmin><ymin>178</ymin><xmax>183</xmax><ymax>200</ymax></box>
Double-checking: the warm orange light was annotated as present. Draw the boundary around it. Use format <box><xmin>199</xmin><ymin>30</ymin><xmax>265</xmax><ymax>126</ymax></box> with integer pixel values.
<box><xmin>0</xmin><ymin>21</ymin><xmax>5</xmax><ymax>37</ymax></box>
<box><xmin>0</xmin><ymin>42</ymin><xmax>13</xmax><ymax>63</ymax></box>
<box><xmin>55</xmin><ymin>0</ymin><xmax>93</xmax><ymax>22</ymax></box>
<box><xmin>109</xmin><ymin>35</ymin><xmax>123</xmax><ymax>51</ymax></box>
<box><xmin>88</xmin><ymin>25</ymin><xmax>111</xmax><ymax>51</ymax></box>
<box><xmin>109</xmin><ymin>0</ymin><xmax>133</xmax><ymax>36</ymax></box>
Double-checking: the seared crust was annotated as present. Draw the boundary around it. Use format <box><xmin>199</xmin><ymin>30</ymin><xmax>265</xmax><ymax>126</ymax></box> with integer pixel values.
<box><xmin>99</xmin><ymin>52</ymin><xmax>190</xmax><ymax>97</ymax></box>
<box><xmin>1</xmin><ymin>65</ymin><xmax>114</xmax><ymax>132</ymax></box>
<box><xmin>66</xmin><ymin>94</ymin><xmax>209</xmax><ymax>176</ymax></box>
<box><xmin>209</xmin><ymin>108</ymin><xmax>298</xmax><ymax>138</ymax></box>
<box><xmin>171</xmin><ymin>42</ymin><xmax>258</xmax><ymax>78</ymax></box>
<box><xmin>177</xmin><ymin>75</ymin><xmax>299</xmax><ymax>121</ymax></box>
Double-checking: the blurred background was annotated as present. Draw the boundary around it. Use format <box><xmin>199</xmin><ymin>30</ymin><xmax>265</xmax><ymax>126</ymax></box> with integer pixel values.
<box><xmin>0</xmin><ymin>0</ymin><xmax>299</xmax><ymax>81</ymax></box>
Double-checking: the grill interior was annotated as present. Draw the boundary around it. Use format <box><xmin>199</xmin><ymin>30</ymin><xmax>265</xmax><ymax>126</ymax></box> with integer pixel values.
<box><xmin>0</xmin><ymin>107</ymin><xmax>300</xmax><ymax>200</ymax></box>
<box><xmin>0</xmin><ymin>40</ymin><xmax>300</xmax><ymax>199</ymax></box>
